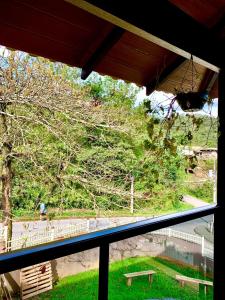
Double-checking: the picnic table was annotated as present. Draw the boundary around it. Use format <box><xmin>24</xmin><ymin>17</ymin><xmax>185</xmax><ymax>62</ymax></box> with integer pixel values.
<box><xmin>124</xmin><ymin>270</ymin><xmax>156</xmax><ymax>286</ymax></box>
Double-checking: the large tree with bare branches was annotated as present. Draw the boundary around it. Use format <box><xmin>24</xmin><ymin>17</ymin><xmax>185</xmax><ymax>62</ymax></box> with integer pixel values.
<box><xmin>1</xmin><ymin>49</ymin><xmax>202</xmax><ymax>247</ymax></box>
<box><xmin>0</xmin><ymin>50</ymin><xmax>150</xmax><ymax>244</ymax></box>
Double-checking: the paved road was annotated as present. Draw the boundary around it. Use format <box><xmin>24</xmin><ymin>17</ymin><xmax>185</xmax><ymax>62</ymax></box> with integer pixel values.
<box><xmin>182</xmin><ymin>194</ymin><xmax>210</xmax><ymax>207</ymax></box>
<box><xmin>0</xmin><ymin>214</ymin><xmax>213</xmax><ymax>245</ymax></box>
<box><xmin>0</xmin><ymin>195</ymin><xmax>213</xmax><ymax>248</ymax></box>
<box><xmin>0</xmin><ymin>217</ymin><xmax>143</xmax><ymax>239</ymax></box>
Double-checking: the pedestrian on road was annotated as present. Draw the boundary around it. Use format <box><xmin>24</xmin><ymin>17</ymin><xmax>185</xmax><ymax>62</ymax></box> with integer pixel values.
<box><xmin>40</xmin><ymin>203</ymin><xmax>47</xmax><ymax>220</ymax></box>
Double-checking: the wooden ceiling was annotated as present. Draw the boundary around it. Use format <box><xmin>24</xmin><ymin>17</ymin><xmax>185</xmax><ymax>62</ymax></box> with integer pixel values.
<box><xmin>0</xmin><ymin>0</ymin><xmax>224</xmax><ymax>98</ymax></box>
<box><xmin>169</xmin><ymin>0</ymin><xmax>225</xmax><ymax>28</ymax></box>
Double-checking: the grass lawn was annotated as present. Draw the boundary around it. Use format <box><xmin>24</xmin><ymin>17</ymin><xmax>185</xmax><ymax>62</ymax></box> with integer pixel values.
<box><xmin>10</xmin><ymin>203</ymin><xmax>192</xmax><ymax>221</ymax></box>
<box><xmin>34</xmin><ymin>257</ymin><xmax>213</xmax><ymax>300</ymax></box>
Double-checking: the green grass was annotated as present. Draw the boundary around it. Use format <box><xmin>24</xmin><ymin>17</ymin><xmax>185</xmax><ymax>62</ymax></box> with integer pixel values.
<box><xmin>10</xmin><ymin>203</ymin><xmax>192</xmax><ymax>221</ymax></box>
<box><xmin>185</xmin><ymin>181</ymin><xmax>214</xmax><ymax>203</ymax></box>
<box><xmin>34</xmin><ymin>257</ymin><xmax>213</xmax><ymax>300</ymax></box>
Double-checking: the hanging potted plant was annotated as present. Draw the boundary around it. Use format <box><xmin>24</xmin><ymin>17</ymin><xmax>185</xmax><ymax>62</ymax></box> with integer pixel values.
<box><xmin>175</xmin><ymin>90</ymin><xmax>210</xmax><ymax>112</ymax></box>
<box><xmin>174</xmin><ymin>56</ymin><xmax>212</xmax><ymax>112</ymax></box>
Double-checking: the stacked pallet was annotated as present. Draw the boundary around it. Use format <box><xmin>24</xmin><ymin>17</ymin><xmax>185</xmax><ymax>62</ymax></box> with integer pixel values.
<box><xmin>20</xmin><ymin>261</ymin><xmax>52</xmax><ymax>299</ymax></box>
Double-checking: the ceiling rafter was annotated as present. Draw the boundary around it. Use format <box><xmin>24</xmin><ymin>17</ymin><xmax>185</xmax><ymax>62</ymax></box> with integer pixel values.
<box><xmin>198</xmin><ymin>70</ymin><xmax>218</xmax><ymax>94</ymax></box>
<box><xmin>145</xmin><ymin>57</ymin><xmax>186</xmax><ymax>96</ymax></box>
<box><xmin>81</xmin><ymin>26</ymin><xmax>125</xmax><ymax>80</ymax></box>
<box><xmin>145</xmin><ymin>13</ymin><xmax>224</xmax><ymax>97</ymax></box>
<box><xmin>68</xmin><ymin>0</ymin><xmax>222</xmax><ymax>71</ymax></box>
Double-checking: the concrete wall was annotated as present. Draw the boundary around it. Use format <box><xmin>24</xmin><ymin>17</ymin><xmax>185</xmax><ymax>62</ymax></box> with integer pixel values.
<box><xmin>53</xmin><ymin>233</ymin><xmax>166</xmax><ymax>279</ymax></box>
<box><xmin>52</xmin><ymin>232</ymin><xmax>213</xmax><ymax>279</ymax></box>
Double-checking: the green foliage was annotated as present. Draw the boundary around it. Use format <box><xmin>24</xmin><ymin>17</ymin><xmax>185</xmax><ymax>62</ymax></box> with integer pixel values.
<box><xmin>186</xmin><ymin>181</ymin><xmax>214</xmax><ymax>203</ymax></box>
<box><xmin>1</xmin><ymin>51</ymin><xmax>217</xmax><ymax>216</ymax></box>
<box><xmin>84</xmin><ymin>74</ymin><xmax>139</xmax><ymax>108</ymax></box>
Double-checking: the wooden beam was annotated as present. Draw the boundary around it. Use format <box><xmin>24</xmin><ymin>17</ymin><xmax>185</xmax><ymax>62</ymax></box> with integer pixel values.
<box><xmin>145</xmin><ymin>56</ymin><xmax>186</xmax><ymax>96</ymax></box>
<box><xmin>198</xmin><ymin>70</ymin><xmax>218</xmax><ymax>93</ymax></box>
<box><xmin>145</xmin><ymin>15</ymin><xmax>224</xmax><ymax>96</ymax></box>
<box><xmin>81</xmin><ymin>26</ymin><xmax>124</xmax><ymax>80</ymax></box>
<box><xmin>67</xmin><ymin>0</ymin><xmax>221</xmax><ymax>72</ymax></box>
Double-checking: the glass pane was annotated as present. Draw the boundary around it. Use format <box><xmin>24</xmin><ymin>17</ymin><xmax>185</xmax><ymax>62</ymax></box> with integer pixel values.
<box><xmin>109</xmin><ymin>215</ymin><xmax>214</xmax><ymax>299</ymax></box>
<box><xmin>0</xmin><ymin>247</ymin><xmax>99</xmax><ymax>300</ymax></box>
<box><xmin>0</xmin><ymin>47</ymin><xmax>218</xmax><ymax>252</ymax></box>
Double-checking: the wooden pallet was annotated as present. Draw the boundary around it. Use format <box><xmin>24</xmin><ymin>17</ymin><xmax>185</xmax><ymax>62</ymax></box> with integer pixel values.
<box><xmin>20</xmin><ymin>261</ymin><xmax>52</xmax><ymax>299</ymax></box>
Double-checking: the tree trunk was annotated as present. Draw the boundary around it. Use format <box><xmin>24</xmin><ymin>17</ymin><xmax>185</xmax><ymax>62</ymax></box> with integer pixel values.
<box><xmin>0</xmin><ymin>106</ymin><xmax>13</xmax><ymax>250</ymax></box>
<box><xmin>1</xmin><ymin>148</ymin><xmax>13</xmax><ymax>247</ymax></box>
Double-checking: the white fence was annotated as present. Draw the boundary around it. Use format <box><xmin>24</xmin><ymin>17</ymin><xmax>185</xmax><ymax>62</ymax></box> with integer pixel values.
<box><xmin>2</xmin><ymin>220</ymin><xmax>213</xmax><ymax>260</ymax></box>
<box><xmin>152</xmin><ymin>228</ymin><xmax>202</xmax><ymax>245</ymax></box>
<box><xmin>7</xmin><ymin>222</ymin><xmax>88</xmax><ymax>251</ymax></box>
<box><xmin>203</xmin><ymin>247</ymin><xmax>214</xmax><ymax>260</ymax></box>
<box><xmin>0</xmin><ymin>226</ymin><xmax>7</xmax><ymax>242</ymax></box>
<box><xmin>152</xmin><ymin>228</ymin><xmax>213</xmax><ymax>260</ymax></box>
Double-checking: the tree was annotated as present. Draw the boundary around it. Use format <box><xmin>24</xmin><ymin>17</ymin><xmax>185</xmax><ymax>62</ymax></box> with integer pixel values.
<box><xmin>0</xmin><ymin>50</ymin><xmax>143</xmax><ymax>246</ymax></box>
<box><xmin>0</xmin><ymin>49</ymin><xmax>194</xmax><ymax>250</ymax></box>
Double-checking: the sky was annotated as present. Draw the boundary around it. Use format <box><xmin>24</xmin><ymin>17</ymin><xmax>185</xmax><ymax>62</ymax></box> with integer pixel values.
<box><xmin>0</xmin><ymin>45</ymin><xmax>9</xmax><ymax>56</ymax></box>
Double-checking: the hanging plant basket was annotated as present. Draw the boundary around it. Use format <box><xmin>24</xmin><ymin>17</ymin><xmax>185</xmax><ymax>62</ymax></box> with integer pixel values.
<box><xmin>175</xmin><ymin>91</ymin><xmax>209</xmax><ymax>112</ymax></box>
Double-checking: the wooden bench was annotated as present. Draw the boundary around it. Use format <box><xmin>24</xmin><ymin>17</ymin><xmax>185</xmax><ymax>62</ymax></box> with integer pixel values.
<box><xmin>176</xmin><ymin>275</ymin><xmax>213</xmax><ymax>295</ymax></box>
<box><xmin>124</xmin><ymin>270</ymin><xmax>156</xmax><ymax>286</ymax></box>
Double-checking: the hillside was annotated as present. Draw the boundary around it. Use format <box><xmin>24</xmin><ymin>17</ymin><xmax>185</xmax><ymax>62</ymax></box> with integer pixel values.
<box><xmin>0</xmin><ymin>52</ymin><xmax>217</xmax><ymax>222</ymax></box>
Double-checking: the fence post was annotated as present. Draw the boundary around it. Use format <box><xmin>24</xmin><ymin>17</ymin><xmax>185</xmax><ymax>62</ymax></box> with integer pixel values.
<box><xmin>168</xmin><ymin>228</ymin><xmax>171</xmax><ymax>237</ymax></box>
<box><xmin>51</xmin><ymin>228</ymin><xmax>55</xmax><ymax>241</ymax></box>
<box><xmin>86</xmin><ymin>220</ymin><xmax>90</xmax><ymax>232</ymax></box>
<box><xmin>3</xmin><ymin>226</ymin><xmax>8</xmax><ymax>244</ymax></box>
<box><xmin>201</xmin><ymin>236</ymin><xmax>205</xmax><ymax>256</ymax></box>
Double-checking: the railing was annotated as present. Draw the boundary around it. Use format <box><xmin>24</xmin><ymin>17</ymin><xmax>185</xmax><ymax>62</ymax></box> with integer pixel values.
<box><xmin>2</xmin><ymin>218</ymin><xmax>214</xmax><ymax>260</ymax></box>
<box><xmin>0</xmin><ymin>205</ymin><xmax>216</xmax><ymax>300</ymax></box>
<box><xmin>153</xmin><ymin>228</ymin><xmax>202</xmax><ymax>245</ymax></box>
<box><xmin>6</xmin><ymin>222</ymin><xmax>89</xmax><ymax>251</ymax></box>
<box><xmin>152</xmin><ymin>228</ymin><xmax>213</xmax><ymax>259</ymax></box>
<box><xmin>3</xmin><ymin>218</ymin><xmax>213</xmax><ymax>260</ymax></box>
<box><xmin>0</xmin><ymin>226</ymin><xmax>7</xmax><ymax>242</ymax></box>
<box><xmin>203</xmin><ymin>247</ymin><xmax>214</xmax><ymax>260</ymax></box>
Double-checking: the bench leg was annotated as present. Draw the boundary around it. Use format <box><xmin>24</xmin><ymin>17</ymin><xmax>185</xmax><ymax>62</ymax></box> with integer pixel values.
<box><xmin>180</xmin><ymin>280</ymin><xmax>185</xmax><ymax>287</ymax></box>
<box><xmin>204</xmin><ymin>285</ymin><xmax>208</xmax><ymax>295</ymax></box>
<box><xmin>127</xmin><ymin>278</ymin><xmax>132</xmax><ymax>286</ymax></box>
<box><xmin>148</xmin><ymin>274</ymin><xmax>153</xmax><ymax>285</ymax></box>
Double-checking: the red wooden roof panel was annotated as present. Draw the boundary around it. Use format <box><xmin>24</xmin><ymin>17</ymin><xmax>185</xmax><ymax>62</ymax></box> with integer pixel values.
<box><xmin>95</xmin><ymin>32</ymin><xmax>178</xmax><ymax>86</ymax></box>
<box><xmin>169</xmin><ymin>0</ymin><xmax>225</xmax><ymax>28</ymax></box>
<box><xmin>0</xmin><ymin>0</ymin><xmax>221</xmax><ymax>97</ymax></box>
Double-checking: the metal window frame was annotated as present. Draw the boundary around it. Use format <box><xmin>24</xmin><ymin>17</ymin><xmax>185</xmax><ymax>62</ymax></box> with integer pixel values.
<box><xmin>0</xmin><ymin>2</ymin><xmax>224</xmax><ymax>296</ymax></box>
<box><xmin>213</xmin><ymin>68</ymin><xmax>225</xmax><ymax>300</ymax></box>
